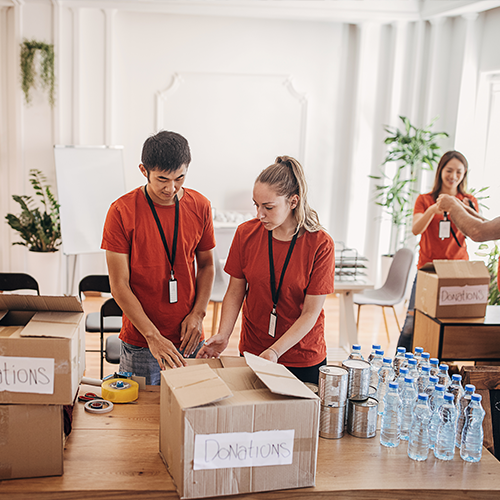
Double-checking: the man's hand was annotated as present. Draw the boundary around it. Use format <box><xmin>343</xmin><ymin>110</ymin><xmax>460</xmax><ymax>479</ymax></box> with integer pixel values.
<box><xmin>196</xmin><ymin>333</ymin><xmax>230</xmax><ymax>359</ymax></box>
<box><xmin>179</xmin><ymin>310</ymin><xmax>204</xmax><ymax>357</ymax></box>
<box><xmin>436</xmin><ymin>194</ymin><xmax>459</xmax><ymax>213</ymax></box>
<box><xmin>147</xmin><ymin>334</ymin><xmax>187</xmax><ymax>369</ymax></box>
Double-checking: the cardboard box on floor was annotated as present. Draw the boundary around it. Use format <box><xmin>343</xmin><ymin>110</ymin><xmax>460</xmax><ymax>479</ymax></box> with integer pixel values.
<box><xmin>415</xmin><ymin>260</ymin><xmax>490</xmax><ymax>319</ymax></box>
<box><xmin>0</xmin><ymin>294</ymin><xmax>85</xmax><ymax>404</ymax></box>
<box><xmin>160</xmin><ymin>353</ymin><xmax>320</xmax><ymax>499</ymax></box>
<box><xmin>0</xmin><ymin>404</ymin><xmax>63</xmax><ymax>480</ymax></box>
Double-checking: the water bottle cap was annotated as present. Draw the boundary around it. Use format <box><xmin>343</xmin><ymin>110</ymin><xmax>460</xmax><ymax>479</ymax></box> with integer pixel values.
<box><xmin>389</xmin><ymin>382</ymin><xmax>399</xmax><ymax>390</ymax></box>
<box><xmin>405</xmin><ymin>353</ymin><xmax>414</xmax><ymax>359</ymax></box>
<box><xmin>375</xmin><ymin>349</ymin><xmax>384</xmax><ymax>355</ymax></box>
<box><xmin>452</xmin><ymin>374</ymin><xmax>462</xmax><ymax>381</ymax></box>
<box><xmin>430</xmin><ymin>358</ymin><xmax>439</xmax><ymax>365</ymax></box>
<box><xmin>397</xmin><ymin>347</ymin><xmax>406</xmax><ymax>354</ymax></box>
<box><xmin>372</xmin><ymin>344</ymin><xmax>381</xmax><ymax>350</ymax></box>
<box><xmin>465</xmin><ymin>384</ymin><xmax>475</xmax><ymax>392</ymax></box>
<box><xmin>417</xmin><ymin>393</ymin><xmax>428</xmax><ymax>401</ymax></box>
<box><xmin>414</xmin><ymin>347</ymin><xmax>424</xmax><ymax>354</ymax></box>
<box><xmin>421</xmin><ymin>366</ymin><xmax>430</xmax><ymax>373</ymax></box>
<box><xmin>404</xmin><ymin>377</ymin><xmax>414</xmax><ymax>383</ymax></box>
<box><xmin>399</xmin><ymin>367</ymin><xmax>408</xmax><ymax>374</ymax></box>
<box><xmin>382</xmin><ymin>357</ymin><xmax>392</xmax><ymax>364</ymax></box>
<box><xmin>429</xmin><ymin>376</ymin><xmax>439</xmax><ymax>383</ymax></box>
<box><xmin>439</xmin><ymin>364</ymin><xmax>449</xmax><ymax>371</ymax></box>
<box><xmin>421</xmin><ymin>352</ymin><xmax>430</xmax><ymax>359</ymax></box>
<box><xmin>435</xmin><ymin>384</ymin><xmax>445</xmax><ymax>392</ymax></box>
<box><xmin>471</xmin><ymin>394</ymin><xmax>482</xmax><ymax>402</ymax></box>
<box><xmin>444</xmin><ymin>393</ymin><xmax>454</xmax><ymax>401</ymax></box>
<box><xmin>408</xmin><ymin>359</ymin><xmax>417</xmax><ymax>366</ymax></box>
<box><xmin>352</xmin><ymin>344</ymin><xmax>361</xmax><ymax>351</ymax></box>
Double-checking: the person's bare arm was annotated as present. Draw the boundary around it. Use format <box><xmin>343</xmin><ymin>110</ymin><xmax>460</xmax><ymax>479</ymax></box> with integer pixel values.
<box><xmin>196</xmin><ymin>276</ymin><xmax>247</xmax><ymax>358</ymax></box>
<box><xmin>106</xmin><ymin>250</ymin><xmax>186</xmax><ymax>368</ymax></box>
<box><xmin>412</xmin><ymin>203</ymin><xmax>441</xmax><ymax>236</ymax></box>
<box><xmin>179</xmin><ymin>249</ymin><xmax>215</xmax><ymax>356</ymax></box>
<box><xmin>260</xmin><ymin>294</ymin><xmax>326</xmax><ymax>362</ymax></box>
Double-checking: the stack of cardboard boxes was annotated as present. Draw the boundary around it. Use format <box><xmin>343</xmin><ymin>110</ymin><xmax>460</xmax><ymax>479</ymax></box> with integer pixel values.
<box><xmin>0</xmin><ymin>294</ymin><xmax>85</xmax><ymax>480</ymax></box>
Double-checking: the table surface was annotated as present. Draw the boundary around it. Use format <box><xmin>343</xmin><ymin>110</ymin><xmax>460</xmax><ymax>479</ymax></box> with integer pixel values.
<box><xmin>1</xmin><ymin>385</ymin><xmax>500</xmax><ymax>499</ymax></box>
<box><xmin>422</xmin><ymin>305</ymin><xmax>500</xmax><ymax>325</ymax></box>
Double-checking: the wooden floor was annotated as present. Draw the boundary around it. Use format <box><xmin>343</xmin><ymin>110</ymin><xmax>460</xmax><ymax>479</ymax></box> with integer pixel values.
<box><xmin>83</xmin><ymin>294</ymin><xmax>406</xmax><ymax>380</ymax></box>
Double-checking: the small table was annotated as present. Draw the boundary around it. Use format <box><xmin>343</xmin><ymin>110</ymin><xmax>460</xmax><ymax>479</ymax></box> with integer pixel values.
<box><xmin>414</xmin><ymin>305</ymin><xmax>500</xmax><ymax>361</ymax></box>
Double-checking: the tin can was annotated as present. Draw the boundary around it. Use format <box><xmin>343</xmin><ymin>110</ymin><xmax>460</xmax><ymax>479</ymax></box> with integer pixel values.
<box><xmin>319</xmin><ymin>404</ymin><xmax>345</xmax><ymax>439</ymax></box>
<box><xmin>318</xmin><ymin>365</ymin><xmax>348</xmax><ymax>407</ymax></box>
<box><xmin>342</xmin><ymin>359</ymin><xmax>371</xmax><ymax>400</ymax></box>
<box><xmin>347</xmin><ymin>397</ymin><xmax>378</xmax><ymax>438</ymax></box>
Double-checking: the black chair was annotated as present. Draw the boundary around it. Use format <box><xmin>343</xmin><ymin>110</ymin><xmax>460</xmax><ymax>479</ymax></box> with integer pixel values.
<box><xmin>100</xmin><ymin>298</ymin><xmax>123</xmax><ymax>379</ymax></box>
<box><xmin>0</xmin><ymin>272</ymin><xmax>40</xmax><ymax>295</ymax></box>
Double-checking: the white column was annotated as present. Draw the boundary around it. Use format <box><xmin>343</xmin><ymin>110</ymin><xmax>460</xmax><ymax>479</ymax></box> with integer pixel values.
<box><xmin>104</xmin><ymin>9</ymin><xmax>116</xmax><ymax>146</ymax></box>
<box><xmin>71</xmin><ymin>7</ymin><xmax>80</xmax><ymax>145</ymax></box>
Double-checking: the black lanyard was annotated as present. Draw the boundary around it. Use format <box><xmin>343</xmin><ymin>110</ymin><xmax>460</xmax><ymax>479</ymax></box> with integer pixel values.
<box><xmin>268</xmin><ymin>229</ymin><xmax>299</xmax><ymax>310</ymax></box>
<box><xmin>144</xmin><ymin>185</ymin><xmax>179</xmax><ymax>275</ymax></box>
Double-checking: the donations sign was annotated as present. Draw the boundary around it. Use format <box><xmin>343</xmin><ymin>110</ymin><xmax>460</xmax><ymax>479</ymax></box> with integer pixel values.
<box><xmin>193</xmin><ymin>429</ymin><xmax>295</xmax><ymax>470</ymax></box>
<box><xmin>439</xmin><ymin>284</ymin><xmax>489</xmax><ymax>306</ymax></box>
<box><xmin>0</xmin><ymin>356</ymin><xmax>54</xmax><ymax>394</ymax></box>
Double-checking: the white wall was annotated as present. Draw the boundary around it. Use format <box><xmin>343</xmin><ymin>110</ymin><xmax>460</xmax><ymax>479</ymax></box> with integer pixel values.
<box><xmin>2</xmin><ymin>0</ymin><xmax>500</xmax><ymax>293</ymax></box>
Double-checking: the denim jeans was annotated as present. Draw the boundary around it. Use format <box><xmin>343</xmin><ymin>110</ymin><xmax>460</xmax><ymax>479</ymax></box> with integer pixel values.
<box><xmin>120</xmin><ymin>339</ymin><xmax>204</xmax><ymax>385</ymax></box>
<box><xmin>396</xmin><ymin>275</ymin><xmax>417</xmax><ymax>352</ymax></box>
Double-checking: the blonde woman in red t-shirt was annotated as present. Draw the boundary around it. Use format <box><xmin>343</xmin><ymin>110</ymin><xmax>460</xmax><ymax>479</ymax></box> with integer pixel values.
<box><xmin>397</xmin><ymin>150</ymin><xmax>478</xmax><ymax>350</ymax></box>
<box><xmin>197</xmin><ymin>156</ymin><xmax>335</xmax><ymax>384</ymax></box>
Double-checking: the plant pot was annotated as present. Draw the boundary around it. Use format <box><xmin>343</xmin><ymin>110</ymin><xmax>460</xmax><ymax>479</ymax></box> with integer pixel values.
<box><xmin>26</xmin><ymin>249</ymin><xmax>62</xmax><ymax>296</ymax></box>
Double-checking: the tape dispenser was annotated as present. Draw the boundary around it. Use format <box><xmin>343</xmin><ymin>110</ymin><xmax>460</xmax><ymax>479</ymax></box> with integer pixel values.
<box><xmin>102</xmin><ymin>372</ymin><xmax>139</xmax><ymax>403</ymax></box>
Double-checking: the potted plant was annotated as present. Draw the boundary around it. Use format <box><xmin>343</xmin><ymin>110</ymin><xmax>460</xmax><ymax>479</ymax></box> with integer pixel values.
<box><xmin>476</xmin><ymin>242</ymin><xmax>500</xmax><ymax>306</ymax></box>
<box><xmin>6</xmin><ymin>169</ymin><xmax>61</xmax><ymax>252</ymax></box>
<box><xmin>370</xmin><ymin>116</ymin><xmax>448</xmax><ymax>256</ymax></box>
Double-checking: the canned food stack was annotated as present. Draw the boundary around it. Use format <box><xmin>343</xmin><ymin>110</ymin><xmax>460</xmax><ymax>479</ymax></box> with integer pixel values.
<box><xmin>318</xmin><ymin>366</ymin><xmax>348</xmax><ymax>439</ymax></box>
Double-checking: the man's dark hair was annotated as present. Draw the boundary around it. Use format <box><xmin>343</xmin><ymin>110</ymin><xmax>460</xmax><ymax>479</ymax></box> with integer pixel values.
<box><xmin>141</xmin><ymin>130</ymin><xmax>191</xmax><ymax>173</ymax></box>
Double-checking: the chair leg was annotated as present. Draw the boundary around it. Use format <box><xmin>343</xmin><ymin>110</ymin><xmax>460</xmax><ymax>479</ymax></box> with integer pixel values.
<box><xmin>381</xmin><ymin>307</ymin><xmax>390</xmax><ymax>342</ymax></box>
<box><xmin>211</xmin><ymin>302</ymin><xmax>220</xmax><ymax>337</ymax></box>
<box><xmin>391</xmin><ymin>306</ymin><xmax>401</xmax><ymax>331</ymax></box>
<box><xmin>100</xmin><ymin>330</ymin><xmax>104</xmax><ymax>380</ymax></box>
<box><xmin>356</xmin><ymin>304</ymin><xmax>362</xmax><ymax>329</ymax></box>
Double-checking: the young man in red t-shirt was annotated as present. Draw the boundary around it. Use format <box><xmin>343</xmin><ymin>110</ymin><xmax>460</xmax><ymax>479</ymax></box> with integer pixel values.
<box><xmin>101</xmin><ymin>131</ymin><xmax>215</xmax><ymax>384</ymax></box>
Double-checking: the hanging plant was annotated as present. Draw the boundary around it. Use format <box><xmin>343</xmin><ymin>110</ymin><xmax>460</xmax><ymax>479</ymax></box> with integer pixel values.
<box><xmin>20</xmin><ymin>39</ymin><xmax>55</xmax><ymax>107</ymax></box>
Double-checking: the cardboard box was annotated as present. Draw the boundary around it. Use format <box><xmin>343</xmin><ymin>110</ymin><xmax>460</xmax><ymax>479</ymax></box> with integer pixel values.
<box><xmin>0</xmin><ymin>294</ymin><xmax>85</xmax><ymax>404</ymax></box>
<box><xmin>0</xmin><ymin>404</ymin><xmax>63</xmax><ymax>480</ymax></box>
<box><xmin>160</xmin><ymin>353</ymin><xmax>320</xmax><ymax>499</ymax></box>
<box><xmin>415</xmin><ymin>260</ymin><xmax>490</xmax><ymax>319</ymax></box>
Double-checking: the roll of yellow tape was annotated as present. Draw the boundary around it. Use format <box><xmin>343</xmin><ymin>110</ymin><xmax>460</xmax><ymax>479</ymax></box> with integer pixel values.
<box><xmin>101</xmin><ymin>378</ymin><xmax>139</xmax><ymax>403</ymax></box>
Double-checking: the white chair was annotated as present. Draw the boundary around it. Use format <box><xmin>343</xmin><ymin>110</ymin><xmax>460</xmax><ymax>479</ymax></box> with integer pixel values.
<box><xmin>353</xmin><ymin>248</ymin><xmax>414</xmax><ymax>341</ymax></box>
<box><xmin>209</xmin><ymin>248</ymin><xmax>229</xmax><ymax>336</ymax></box>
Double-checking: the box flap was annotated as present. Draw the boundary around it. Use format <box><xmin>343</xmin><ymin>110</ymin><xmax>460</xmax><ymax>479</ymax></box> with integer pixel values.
<box><xmin>0</xmin><ymin>310</ymin><xmax>7</xmax><ymax>322</ymax></box>
<box><xmin>163</xmin><ymin>364</ymin><xmax>233</xmax><ymax>409</ymax></box>
<box><xmin>0</xmin><ymin>294</ymin><xmax>83</xmax><ymax>313</ymax></box>
<box><xmin>433</xmin><ymin>260</ymin><xmax>489</xmax><ymax>279</ymax></box>
<box><xmin>20</xmin><ymin>312</ymin><xmax>81</xmax><ymax>338</ymax></box>
<box><xmin>244</xmin><ymin>352</ymin><xmax>318</xmax><ymax>399</ymax></box>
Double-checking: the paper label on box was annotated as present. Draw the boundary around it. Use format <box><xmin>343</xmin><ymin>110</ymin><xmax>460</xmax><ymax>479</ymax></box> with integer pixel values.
<box><xmin>439</xmin><ymin>284</ymin><xmax>489</xmax><ymax>306</ymax></box>
<box><xmin>0</xmin><ymin>356</ymin><xmax>54</xmax><ymax>394</ymax></box>
<box><xmin>193</xmin><ymin>429</ymin><xmax>295</xmax><ymax>470</ymax></box>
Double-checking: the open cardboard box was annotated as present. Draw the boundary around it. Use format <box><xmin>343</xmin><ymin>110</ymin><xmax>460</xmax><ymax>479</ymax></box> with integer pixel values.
<box><xmin>415</xmin><ymin>260</ymin><xmax>490</xmax><ymax>319</ymax></box>
<box><xmin>160</xmin><ymin>353</ymin><xmax>320</xmax><ymax>499</ymax></box>
<box><xmin>0</xmin><ymin>294</ymin><xmax>85</xmax><ymax>404</ymax></box>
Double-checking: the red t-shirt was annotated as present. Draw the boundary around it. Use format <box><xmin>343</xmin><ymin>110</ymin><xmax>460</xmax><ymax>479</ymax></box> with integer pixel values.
<box><xmin>415</xmin><ymin>192</ymin><xmax>478</xmax><ymax>269</ymax></box>
<box><xmin>101</xmin><ymin>187</ymin><xmax>216</xmax><ymax>348</ymax></box>
<box><xmin>224</xmin><ymin>219</ymin><xmax>335</xmax><ymax>368</ymax></box>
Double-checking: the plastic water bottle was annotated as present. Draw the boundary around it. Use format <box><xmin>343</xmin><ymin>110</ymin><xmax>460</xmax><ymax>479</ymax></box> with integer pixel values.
<box><xmin>416</xmin><ymin>365</ymin><xmax>431</xmax><ymax>394</ymax></box>
<box><xmin>448</xmin><ymin>374</ymin><xmax>464</xmax><ymax>406</ymax></box>
<box><xmin>376</xmin><ymin>357</ymin><xmax>395</xmax><ymax>415</ymax></box>
<box><xmin>460</xmin><ymin>394</ymin><xmax>486</xmax><ymax>463</ymax></box>
<box><xmin>380</xmin><ymin>382</ymin><xmax>402</xmax><ymax>448</ymax></box>
<box><xmin>434</xmin><ymin>393</ymin><xmax>457</xmax><ymax>460</ymax></box>
<box><xmin>428</xmin><ymin>384</ymin><xmax>446</xmax><ymax>448</ymax></box>
<box><xmin>370</xmin><ymin>349</ymin><xmax>384</xmax><ymax>387</ymax></box>
<box><xmin>402</xmin><ymin>352</ymin><xmax>414</xmax><ymax>370</ymax></box>
<box><xmin>455</xmin><ymin>384</ymin><xmax>475</xmax><ymax>448</ymax></box>
<box><xmin>348</xmin><ymin>344</ymin><xmax>364</xmax><ymax>360</ymax></box>
<box><xmin>395</xmin><ymin>367</ymin><xmax>409</xmax><ymax>394</ymax></box>
<box><xmin>407</xmin><ymin>358</ymin><xmax>419</xmax><ymax>382</ymax></box>
<box><xmin>418</xmin><ymin>352</ymin><xmax>431</xmax><ymax>373</ymax></box>
<box><xmin>413</xmin><ymin>346</ymin><xmax>423</xmax><ymax>363</ymax></box>
<box><xmin>429</xmin><ymin>358</ymin><xmax>440</xmax><ymax>377</ymax></box>
<box><xmin>408</xmin><ymin>393</ymin><xmax>431</xmax><ymax>461</ymax></box>
<box><xmin>393</xmin><ymin>347</ymin><xmax>406</xmax><ymax>377</ymax></box>
<box><xmin>437</xmin><ymin>364</ymin><xmax>451</xmax><ymax>389</ymax></box>
<box><xmin>425</xmin><ymin>375</ymin><xmax>439</xmax><ymax>397</ymax></box>
<box><xmin>367</xmin><ymin>344</ymin><xmax>382</xmax><ymax>363</ymax></box>
<box><xmin>400</xmin><ymin>377</ymin><xmax>417</xmax><ymax>441</ymax></box>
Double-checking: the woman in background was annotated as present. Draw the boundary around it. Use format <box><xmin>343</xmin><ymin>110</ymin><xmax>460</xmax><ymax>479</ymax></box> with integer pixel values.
<box><xmin>197</xmin><ymin>156</ymin><xmax>334</xmax><ymax>384</ymax></box>
<box><xmin>397</xmin><ymin>150</ymin><xmax>478</xmax><ymax>350</ymax></box>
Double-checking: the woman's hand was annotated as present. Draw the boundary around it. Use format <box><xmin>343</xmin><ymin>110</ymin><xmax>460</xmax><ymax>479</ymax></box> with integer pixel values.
<box><xmin>259</xmin><ymin>347</ymin><xmax>279</xmax><ymax>363</ymax></box>
<box><xmin>196</xmin><ymin>332</ymin><xmax>230</xmax><ymax>359</ymax></box>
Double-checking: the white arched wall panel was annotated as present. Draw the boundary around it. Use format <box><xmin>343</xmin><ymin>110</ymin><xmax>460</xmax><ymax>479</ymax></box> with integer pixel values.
<box><xmin>156</xmin><ymin>72</ymin><xmax>307</xmax><ymax>212</ymax></box>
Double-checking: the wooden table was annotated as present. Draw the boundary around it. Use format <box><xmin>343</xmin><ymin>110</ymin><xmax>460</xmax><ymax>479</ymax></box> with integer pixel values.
<box><xmin>2</xmin><ymin>385</ymin><xmax>499</xmax><ymax>499</ymax></box>
<box><xmin>414</xmin><ymin>305</ymin><xmax>500</xmax><ymax>361</ymax></box>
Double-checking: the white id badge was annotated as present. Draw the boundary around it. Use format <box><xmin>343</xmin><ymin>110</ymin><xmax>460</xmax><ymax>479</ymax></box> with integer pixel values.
<box><xmin>439</xmin><ymin>220</ymin><xmax>451</xmax><ymax>239</ymax></box>
<box><xmin>169</xmin><ymin>279</ymin><xmax>178</xmax><ymax>304</ymax></box>
<box><xmin>268</xmin><ymin>310</ymin><xmax>277</xmax><ymax>338</ymax></box>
